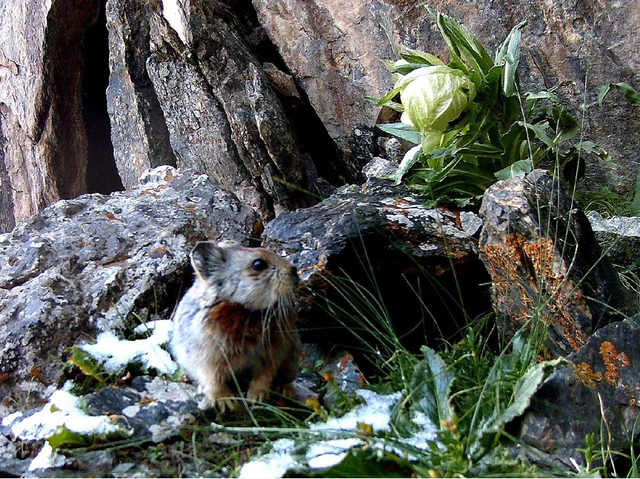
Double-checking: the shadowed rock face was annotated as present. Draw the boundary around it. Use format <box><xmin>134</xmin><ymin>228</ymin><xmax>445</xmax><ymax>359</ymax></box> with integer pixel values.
<box><xmin>478</xmin><ymin>170</ymin><xmax>629</xmax><ymax>357</ymax></box>
<box><xmin>520</xmin><ymin>315</ymin><xmax>640</xmax><ymax>469</ymax></box>
<box><xmin>0</xmin><ymin>167</ymin><xmax>258</xmax><ymax>416</ymax></box>
<box><xmin>0</xmin><ymin>0</ymin><xmax>101</xmax><ymax>231</ymax></box>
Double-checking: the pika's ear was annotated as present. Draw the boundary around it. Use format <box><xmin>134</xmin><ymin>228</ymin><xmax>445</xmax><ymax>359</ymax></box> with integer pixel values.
<box><xmin>190</xmin><ymin>241</ymin><xmax>227</xmax><ymax>283</ymax></box>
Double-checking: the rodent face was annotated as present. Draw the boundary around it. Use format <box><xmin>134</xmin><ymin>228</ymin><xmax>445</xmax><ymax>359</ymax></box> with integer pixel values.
<box><xmin>190</xmin><ymin>241</ymin><xmax>298</xmax><ymax>311</ymax></box>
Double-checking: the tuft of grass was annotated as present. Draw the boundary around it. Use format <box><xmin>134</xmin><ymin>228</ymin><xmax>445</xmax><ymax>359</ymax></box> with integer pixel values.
<box><xmin>576</xmin><ymin>186</ymin><xmax>637</xmax><ymax>218</ymax></box>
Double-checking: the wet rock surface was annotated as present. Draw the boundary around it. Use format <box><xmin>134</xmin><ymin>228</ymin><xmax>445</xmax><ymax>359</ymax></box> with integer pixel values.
<box><xmin>0</xmin><ymin>167</ymin><xmax>258</xmax><ymax>415</ymax></box>
<box><xmin>479</xmin><ymin>170</ymin><xmax>629</xmax><ymax>357</ymax></box>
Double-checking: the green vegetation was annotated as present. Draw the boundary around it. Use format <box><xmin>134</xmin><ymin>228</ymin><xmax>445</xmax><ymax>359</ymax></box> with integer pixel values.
<box><xmin>374</xmin><ymin>8</ymin><xmax>604</xmax><ymax>208</ymax></box>
<box><xmin>15</xmin><ymin>9</ymin><xmax>640</xmax><ymax>479</ymax></box>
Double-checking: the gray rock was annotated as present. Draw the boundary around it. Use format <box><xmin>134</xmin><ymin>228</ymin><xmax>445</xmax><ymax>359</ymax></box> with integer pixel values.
<box><xmin>0</xmin><ymin>166</ymin><xmax>258</xmax><ymax>415</ymax></box>
<box><xmin>84</xmin><ymin>376</ymin><xmax>203</xmax><ymax>443</ymax></box>
<box><xmin>479</xmin><ymin>170</ymin><xmax>628</xmax><ymax>357</ymax></box>
<box><xmin>520</xmin><ymin>315</ymin><xmax>640</xmax><ymax>468</ymax></box>
<box><xmin>587</xmin><ymin>211</ymin><xmax>640</xmax><ymax>265</ymax></box>
<box><xmin>145</xmin><ymin>1</ymin><xmax>320</xmax><ymax>220</ymax></box>
<box><xmin>105</xmin><ymin>0</ymin><xmax>177</xmax><ymax>189</ymax></box>
<box><xmin>263</xmin><ymin>176</ymin><xmax>490</xmax><ymax>351</ymax></box>
<box><xmin>0</xmin><ymin>0</ymin><xmax>101</xmax><ymax>231</ymax></box>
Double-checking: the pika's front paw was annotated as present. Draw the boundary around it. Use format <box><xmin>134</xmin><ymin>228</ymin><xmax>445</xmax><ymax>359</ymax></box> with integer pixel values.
<box><xmin>247</xmin><ymin>386</ymin><xmax>269</xmax><ymax>403</ymax></box>
<box><xmin>274</xmin><ymin>383</ymin><xmax>295</xmax><ymax>399</ymax></box>
<box><xmin>215</xmin><ymin>397</ymin><xmax>239</xmax><ymax>414</ymax></box>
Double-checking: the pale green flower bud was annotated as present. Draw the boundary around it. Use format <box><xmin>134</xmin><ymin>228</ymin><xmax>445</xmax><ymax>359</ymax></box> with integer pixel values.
<box><xmin>398</xmin><ymin>66</ymin><xmax>475</xmax><ymax>135</ymax></box>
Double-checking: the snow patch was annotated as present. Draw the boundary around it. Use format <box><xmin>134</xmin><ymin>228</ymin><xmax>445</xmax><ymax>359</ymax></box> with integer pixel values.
<box><xmin>238</xmin><ymin>439</ymin><xmax>300</xmax><ymax>479</ymax></box>
<box><xmin>2</xmin><ymin>390</ymin><xmax>126</xmax><ymax>442</ymax></box>
<box><xmin>162</xmin><ymin>0</ymin><xmax>187</xmax><ymax>44</ymax></box>
<box><xmin>238</xmin><ymin>390</ymin><xmax>404</xmax><ymax>478</ymax></box>
<box><xmin>310</xmin><ymin>389</ymin><xmax>402</xmax><ymax>433</ymax></box>
<box><xmin>80</xmin><ymin>320</ymin><xmax>177</xmax><ymax>375</ymax></box>
<box><xmin>28</xmin><ymin>442</ymin><xmax>66</xmax><ymax>471</ymax></box>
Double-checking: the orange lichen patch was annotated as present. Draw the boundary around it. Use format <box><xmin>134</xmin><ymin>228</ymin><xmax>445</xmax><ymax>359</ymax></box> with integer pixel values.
<box><xmin>481</xmin><ymin>232</ymin><xmax>590</xmax><ymax>352</ymax></box>
<box><xmin>454</xmin><ymin>210</ymin><xmax>462</xmax><ymax>230</ymax></box>
<box><xmin>185</xmin><ymin>203</ymin><xmax>196</xmax><ymax>212</ymax></box>
<box><xmin>139</xmin><ymin>396</ymin><xmax>157</xmax><ymax>406</ymax></box>
<box><xmin>338</xmin><ymin>353</ymin><xmax>354</xmax><ymax>371</ymax></box>
<box><xmin>140</xmin><ymin>189</ymin><xmax>161</xmax><ymax>198</ymax></box>
<box><xmin>574</xmin><ymin>362</ymin><xmax>603</xmax><ymax>389</ymax></box>
<box><xmin>321</xmin><ymin>371</ymin><xmax>334</xmax><ymax>382</ymax></box>
<box><xmin>299</xmin><ymin>261</ymin><xmax>326</xmax><ymax>276</ymax></box>
<box><xmin>600</xmin><ymin>341</ymin><xmax>629</xmax><ymax>386</ymax></box>
<box><xmin>149</xmin><ymin>247</ymin><xmax>168</xmax><ymax>259</ymax></box>
<box><xmin>104</xmin><ymin>212</ymin><xmax>123</xmax><ymax>222</ymax></box>
<box><xmin>393</xmin><ymin>199</ymin><xmax>411</xmax><ymax>207</ymax></box>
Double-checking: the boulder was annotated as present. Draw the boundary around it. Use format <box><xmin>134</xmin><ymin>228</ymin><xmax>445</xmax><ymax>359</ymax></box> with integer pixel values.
<box><xmin>479</xmin><ymin>170</ymin><xmax>628</xmax><ymax>357</ymax></box>
<box><xmin>521</xmin><ymin>314</ymin><xmax>640</xmax><ymax>468</ymax></box>
<box><xmin>588</xmin><ymin>211</ymin><xmax>640</xmax><ymax>267</ymax></box>
<box><xmin>0</xmin><ymin>166</ymin><xmax>258</xmax><ymax>416</ymax></box>
<box><xmin>263</xmin><ymin>164</ymin><xmax>491</xmax><ymax>354</ymax></box>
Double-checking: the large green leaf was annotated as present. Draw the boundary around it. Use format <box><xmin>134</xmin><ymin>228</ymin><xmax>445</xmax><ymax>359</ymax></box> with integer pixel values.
<box><xmin>377</xmin><ymin>122</ymin><xmax>421</xmax><ymax>144</ymax></box>
<box><xmin>409</xmin><ymin>346</ymin><xmax>455</xmax><ymax>427</ymax></box>
<box><xmin>400</xmin><ymin>48</ymin><xmax>445</xmax><ymax>66</ymax></box>
<box><xmin>481</xmin><ymin>359</ymin><xmax>564</xmax><ymax>435</ymax></box>
<box><xmin>598</xmin><ymin>82</ymin><xmax>640</xmax><ymax>106</ymax></box>
<box><xmin>494</xmin><ymin>21</ymin><xmax>526</xmax><ymax>96</ymax></box>
<box><xmin>431</xmin><ymin>9</ymin><xmax>494</xmax><ymax>82</ymax></box>
<box><xmin>394</xmin><ymin>145</ymin><xmax>422</xmax><ymax>184</ymax></box>
<box><xmin>518</xmin><ymin>120</ymin><xmax>554</xmax><ymax>148</ymax></box>
<box><xmin>494</xmin><ymin>158</ymin><xmax>533</xmax><ymax>180</ymax></box>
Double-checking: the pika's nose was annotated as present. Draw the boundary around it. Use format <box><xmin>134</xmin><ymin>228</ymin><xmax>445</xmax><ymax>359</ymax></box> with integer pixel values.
<box><xmin>290</xmin><ymin>265</ymin><xmax>299</xmax><ymax>286</ymax></box>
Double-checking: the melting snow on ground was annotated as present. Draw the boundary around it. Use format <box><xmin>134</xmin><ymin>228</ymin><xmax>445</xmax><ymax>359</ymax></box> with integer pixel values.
<box><xmin>80</xmin><ymin>319</ymin><xmax>177</xmax><ymax>375</ymax></box>
<box><xmin>1</xmin><ymin>385</ymin><xmax>130</xmax><ymax>471</ymax></box>
<box><xmin>239</xmin><ymin>388</ymin><xmax>438</xmax><ymax>478</ymax></box>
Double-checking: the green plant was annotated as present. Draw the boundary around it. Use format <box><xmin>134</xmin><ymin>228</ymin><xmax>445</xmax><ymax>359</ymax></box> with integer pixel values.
<box><xmin>374</xmin><ymin>8</ymin><xmax>599</xmax><ymax>208</ymax></box>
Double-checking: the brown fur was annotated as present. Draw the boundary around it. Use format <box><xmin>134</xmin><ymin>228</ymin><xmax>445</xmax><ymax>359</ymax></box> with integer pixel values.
<box><xmin>171</xmin><ymin>241</ymin><xmax>300</xmax><ymax>412</ymax></box>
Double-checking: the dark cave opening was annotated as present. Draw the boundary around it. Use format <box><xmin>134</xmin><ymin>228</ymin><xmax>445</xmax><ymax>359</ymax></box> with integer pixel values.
<box><xmin>299</xmin><ymin>236</ymin><xmax>495</xmax><ymax>380</ymax></box>
<box><xmin>82</xmin><ymin>0</ymin><xmax>123</xmax><ymax>195</ymax></box>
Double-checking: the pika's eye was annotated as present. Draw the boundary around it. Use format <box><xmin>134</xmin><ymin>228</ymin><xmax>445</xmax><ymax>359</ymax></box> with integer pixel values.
<box><xmin>251</xmin><ymin>259</ymin><xmax>269</xmax><ymax>271</ymax></box>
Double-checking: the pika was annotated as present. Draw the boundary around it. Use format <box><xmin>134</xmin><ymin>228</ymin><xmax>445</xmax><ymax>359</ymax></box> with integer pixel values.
<box><xmin>171</xmin><ymin>241</ymin><xmax>300</xmax><ymax>412</ymax></box>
